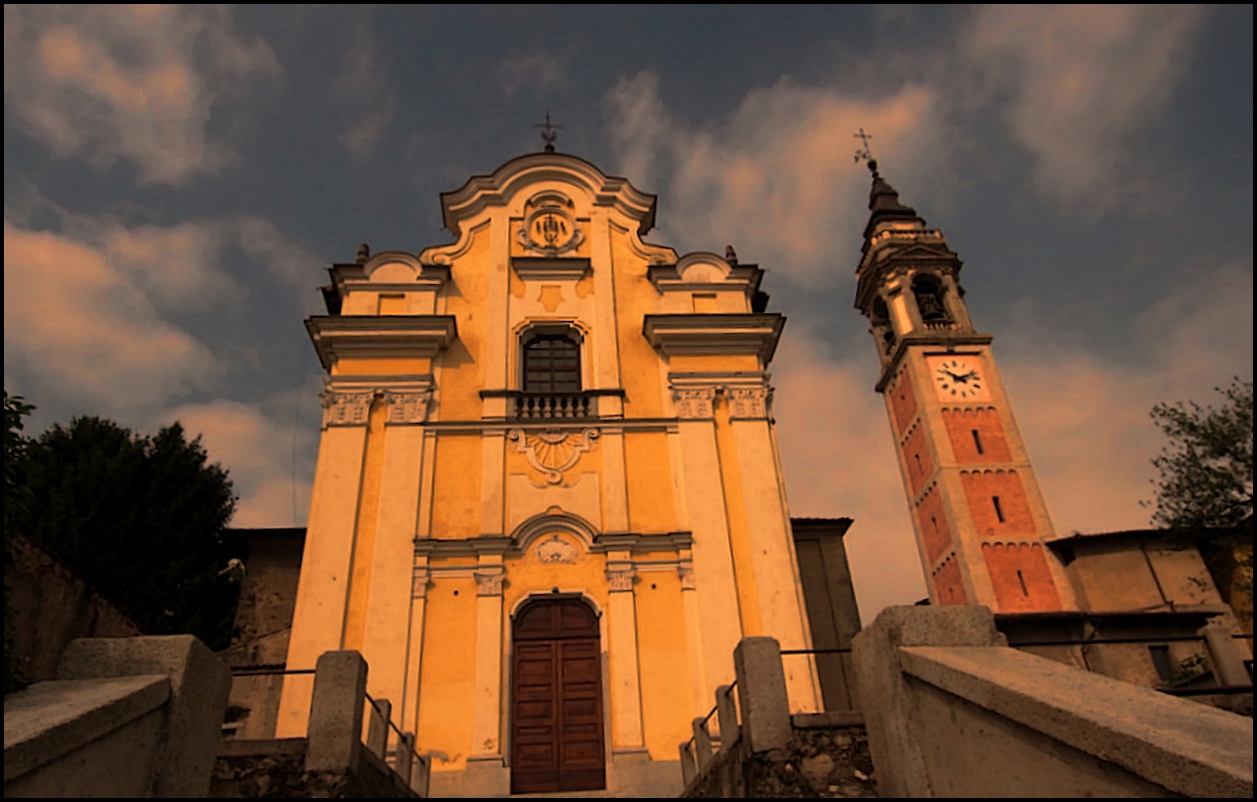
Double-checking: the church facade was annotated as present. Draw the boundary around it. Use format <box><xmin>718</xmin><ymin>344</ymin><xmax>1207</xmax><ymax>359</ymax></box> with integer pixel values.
<box><xmin>276</xmin><ymin>151</ymin><xmax>821</xmax><ymax>795</ymax></box>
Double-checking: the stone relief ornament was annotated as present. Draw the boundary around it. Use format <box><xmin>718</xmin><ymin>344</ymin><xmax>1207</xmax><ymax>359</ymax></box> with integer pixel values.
<box><xmin>518</xmin><ymin>193</ymin><xmax>584</xmax><ymax>256</ymax></box>
<box><xmin>384</xmin><ymin>390</ymin><xmax>431</xmax><ymax>424</ymax></box>
<box><xmin>508</xmin><ymin>427</ymin><xmax>599</xmax><ymax>485</ymax></box>
<box><xmin>727</xmin><ymin>386</ymin><xmax>772</xmax><ymax>419</ymax></box>
<box><xmin>321</xmin><ymin>390</ymin><xmax>374</xmax><ymax>427</ymax></box>
<box><xmin>535</xmin><ymin>534</ymin><xmax>578</xmax><ymax>564</ymax></box>
<box><xmin>673</xmin><ymin>388</ymin><xmax>715</xmax><ymax>420</ymax></box>
<box><xmin>606</xmin><ymin>564</ymin><xmax>636</xmax><ymax>592</ymax></box>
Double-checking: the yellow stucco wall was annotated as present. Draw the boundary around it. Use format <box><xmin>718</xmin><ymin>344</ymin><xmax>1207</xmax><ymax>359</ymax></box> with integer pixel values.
<box><xmin>332</xmin><ymin>356</ymin><xmax>432</xmax><ymax>376</ymax></box>
<box><xmin>436</xmin><ymin>226</ymin><xmax>490</xmax><ymax>418</ymax></box>
<box><xmin>431</xmin><ymin>435</ymin><xmax>483</xmax><ymax>539</ymax></box>
<box><xmin>624</xmin><ymin>432</ymin><xmax>677</xmax><ymax>534</ymax></box>
<box><xmin>416</xmin><ymin>575</ymin><xmax>478</xmax><ymax>771</ymax></box>
<box><xmin>635</xmin><ymin>570</ymin><xmax>694</xmax><ymax>760</ymax></box>
<box><xmin>610</xmin><ymin>229</ymin><xmax>665</xmax><ymax>419</ymax></box>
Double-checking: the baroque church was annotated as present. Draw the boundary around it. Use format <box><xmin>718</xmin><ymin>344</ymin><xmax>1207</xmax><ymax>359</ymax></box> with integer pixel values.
<box><xmin>237</xmin><ymin>143</ymin><xmax>1246</xmax><ymax>797</ymax></box>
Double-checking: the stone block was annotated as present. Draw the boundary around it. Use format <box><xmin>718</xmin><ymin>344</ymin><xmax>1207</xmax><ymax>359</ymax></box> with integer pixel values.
<box><xmin>733</xmin><ymin>637</ymin><xmax>791</xmax><ymax>753</ymax></box>
<box><xmin>57</xmin><ymin>634</ymin><xmax>232</xmax><ymax>797</ymax></box>
<box><xmin>305</xmin><ymin>650</ymin><xmax>368</xmax><ymax>773</ymax></box>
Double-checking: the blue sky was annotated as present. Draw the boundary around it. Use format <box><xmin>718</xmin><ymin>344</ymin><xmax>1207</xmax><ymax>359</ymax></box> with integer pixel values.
<box><xmin>4</xmin><ymin>5</ymin><xmax>1252</xmax><ymax>619</ymax></box>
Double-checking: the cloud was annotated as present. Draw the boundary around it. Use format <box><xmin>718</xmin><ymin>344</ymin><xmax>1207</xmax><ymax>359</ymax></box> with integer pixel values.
<box><xmin>772</xmin><ymin>327</ymin><xmax>927</xmax><ymax>620</ymax></box>
<box><xmin>332</xmin><ymin>22</ymin><xmax>395</xmax><ymax>161</ymax></box>
<box><xmin>498</xmin><ymin>52</ymin><xmax>567</xmax><ymax>97</ymax></box>
<box><xmin>3</xmin><ymin>5</ymin><xmax>279</xmax><ymax>184</ymax></box>
<box><xmin>1002</xmin><ymin>263</ymin><xmax>1253</xmax><ymax>536</ymax></box>
<box><xmin>3</xmin><ymin>210</ymin><xmax>319</xmax><ymax>417</ymax></box>
<box><xmin>161</xmin><ymin>398</ymin><xmax>316</xmax><ymax>528</ymax></box>
<box><xmin>606</xmin><ymin>72</ymin><xmax>939</xmax><ymax>285</ymax></box>
<box><xmin>3</xmin><ymin>222</ymin><xmax>221</xmax><ymax>413</ymax></box>
<box><xmin>963</xmin><ymin>5</ymin><xmax>1207</xmax><ymax>214</ymax></box>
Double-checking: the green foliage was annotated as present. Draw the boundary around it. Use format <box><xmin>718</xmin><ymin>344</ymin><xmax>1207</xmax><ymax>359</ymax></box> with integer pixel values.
<box><xmin>5</xmin><ymin>392</ymin><xmax>36</xmax><ymax>694</ymax></box>
<box><xmin>1148</xmin><ymin>379</ymin><xmax>1254</xmax><ymax>538</ymax></box>
<box><xmin>16</xmin><ymin>414</ymin><xmax>243</xmax><ymax>651</ymax></box>
<box><xmin>1166</xmin><ymin>654</ymin><xmax>1209</xmax><ymax>687</ymax></box>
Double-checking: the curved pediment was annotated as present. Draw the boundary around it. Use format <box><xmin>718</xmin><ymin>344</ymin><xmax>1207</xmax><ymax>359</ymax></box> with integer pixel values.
<box><xmin>437</xmin><ymin>152</ymin><xmax>658</xmax><ymax>239</ymax></box>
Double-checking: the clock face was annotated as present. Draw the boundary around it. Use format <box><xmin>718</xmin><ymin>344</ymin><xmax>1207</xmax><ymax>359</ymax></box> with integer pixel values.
<box><xmin>929</xmin><ymin>356</ymin><xmax>990</xmax><ymax>401</ymax></box>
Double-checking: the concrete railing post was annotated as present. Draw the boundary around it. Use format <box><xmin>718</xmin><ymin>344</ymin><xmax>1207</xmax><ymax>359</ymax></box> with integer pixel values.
<box><xmin>678</xmin><ymin>740</ymin><xmax>697</xmax><ymax>786</ymax></box>
<box><xmin>366</xmin><ymin>697</ymin><xmax>391</xmax><ymax>758</ymax></box>
<box><xmin>732</xmin><ymin>637</ymin><xmax>791</xmax><ymax>753</ymax></box>
<box><xmin>395</xmin><ymin>731</ymin><xmax>415</xmax><ymax>783</ymax></box>
<box><xmin>1199</xmin><ymin>624</ymin><xmax>1253</xmax><ymax>687</ymax></box>
<box><xmin>692</xmin><ymin>717</ymin><xmax>714</xmax><ymax>771</ymax></box>
<box><xmin>715</xmin><ymin>683</ymin><xmax>738</xmax><ymax>752</ymax></box>
<box><xmin>305</xmin><ymin>650</ymin><xmax>368</xmax><ymax>773</ymax></box>
<box><xmin>411</xmin><ymin>750</ymin><xmax>431</xmax><ymax>796</ymax></box>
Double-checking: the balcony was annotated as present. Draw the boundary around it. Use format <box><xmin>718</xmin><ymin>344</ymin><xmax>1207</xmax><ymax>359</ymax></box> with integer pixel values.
<box><xmin>480</xmin><ymin>389</ymin><xmax>625</xmax><ymax>420</ymax></box>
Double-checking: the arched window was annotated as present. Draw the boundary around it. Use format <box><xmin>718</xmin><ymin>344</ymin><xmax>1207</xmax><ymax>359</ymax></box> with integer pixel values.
<box><xmin>523</xmin><ymin>332</ymin><xmax>581</xmax><ymax>392</ymax></box>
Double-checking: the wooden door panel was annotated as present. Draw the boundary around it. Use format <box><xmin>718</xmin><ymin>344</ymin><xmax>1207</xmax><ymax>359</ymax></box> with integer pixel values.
<box><xmin>511</xmin><ymin>599</ymin><xmax>606</xmax><ymax>795</ymax></box>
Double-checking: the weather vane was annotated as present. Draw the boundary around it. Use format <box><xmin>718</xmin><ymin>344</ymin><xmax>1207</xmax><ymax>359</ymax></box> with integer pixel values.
<box><xmin>536</xmin><ymin>111</ymin><xmax>562</xmax><ymax>153</ymax></box>
<box><xmin>853</xmin><ymin>127</ymin><xmax>875</xmax><ymax>165</ymax></box>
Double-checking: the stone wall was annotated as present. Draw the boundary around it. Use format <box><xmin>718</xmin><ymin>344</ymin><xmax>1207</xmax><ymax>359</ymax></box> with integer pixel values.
<box><xmin>7</xmin><ymin>534</ymin><xmax>142</xmax><ymax>683</ymax></box>
<box><xmin>684</xmin><ymin>715</ymin><xmax>876</xmax><ymax>799</ymax></box>
<box><xmin>211</xmin><ymin>739</ymin><xmax>418</xmax><ymax>798</ymax></box>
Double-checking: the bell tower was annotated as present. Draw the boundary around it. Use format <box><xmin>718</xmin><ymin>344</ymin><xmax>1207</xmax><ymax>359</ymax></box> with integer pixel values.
<box><xmin>854</xmin><ymin>160</ymin><xmax>1077</xmax><ymax>613</ymax></box>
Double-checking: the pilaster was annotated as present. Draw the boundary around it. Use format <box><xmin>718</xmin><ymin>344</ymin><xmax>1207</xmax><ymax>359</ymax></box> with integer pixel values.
<box><xmin>605</xmin><ymin>555</ymin><xmax>645</xmax><ymax>752</ymax></box>
<box><xmin>470</xmin><ymin>556</ymin><xmax>505</xmax><ymax>761</ymax></box>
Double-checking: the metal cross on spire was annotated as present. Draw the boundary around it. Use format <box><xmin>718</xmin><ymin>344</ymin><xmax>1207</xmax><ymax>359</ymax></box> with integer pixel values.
<box><xmin>536</xmin><ymin>111</ymin><xmax>562</xmax><ymax>153</ymax></box>
<box><xmin>853</xmin><ymin>128</ymin><xmax>875</xmax><ymax>165</ymax></box>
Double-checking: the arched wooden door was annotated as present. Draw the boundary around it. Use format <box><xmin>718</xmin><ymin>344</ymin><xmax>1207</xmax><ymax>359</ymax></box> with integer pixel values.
<box><xmin>510</xmin><ymin>596</ymin><xmax>606</xmax><ymax>795</ymax></box>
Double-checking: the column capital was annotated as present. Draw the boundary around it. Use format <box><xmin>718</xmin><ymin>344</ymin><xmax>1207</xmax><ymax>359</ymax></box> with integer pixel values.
<box><xmin>474</xmin><ymin>565</ymin><xmax>505</xmax><ymax>597</ymax></box>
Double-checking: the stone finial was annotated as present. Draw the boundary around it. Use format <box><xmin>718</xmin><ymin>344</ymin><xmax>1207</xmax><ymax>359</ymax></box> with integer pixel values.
<box><xmin>725</xmin><ymin>244</ymin><xmax>738</xmax><ymax>264</ymax></box>
<box><xmin>356</xmin><ymin>243</ymin><xmax>370</xmax><ymax>263</ymax></box>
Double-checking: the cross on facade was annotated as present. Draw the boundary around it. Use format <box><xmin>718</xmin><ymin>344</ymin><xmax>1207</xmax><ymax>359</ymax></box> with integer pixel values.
<box><xmin>536</xmin><ymin>112</ymin><xmax>562</xmax><ymax>153</ymax></box>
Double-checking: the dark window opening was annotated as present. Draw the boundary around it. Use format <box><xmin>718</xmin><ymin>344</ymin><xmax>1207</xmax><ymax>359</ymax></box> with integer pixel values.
<box><xmin>1149</xmin><ymin>645</ymin><xmax>1173</xmax><ymax>682</ymax></box>
<box><xmin>992</xmin><ymin>496</ymin><xmax>1005</xmax><ymax>523</ymax></box>
<box><xmin>1016</xmin><ymin>569</ymin><xmax>1028</xmax><ymax>596</ymax></box>
<box><xmin>972</xmin><ymin>429</ymin><xmax>984</xmax><ymax>455</ymax></box>
<box><xmin>523</xmin><ymin>334</ymin><xmax>581</xmax><ymax>393</ymax></box>
<box><xmin>912</xmin><ymin>274</ymin><xmax>950</xmax><ymax>322</ymax></box>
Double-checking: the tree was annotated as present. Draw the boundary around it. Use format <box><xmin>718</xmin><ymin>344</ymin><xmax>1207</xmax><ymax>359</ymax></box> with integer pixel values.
<box><xmin>1148</xmin><ymin>379</ymin><xmax>1253</xmax><ymax>627</ymax></box>
<box><xmin>15</xmin><ymin>415</ymin><xmax>244</xmax><ymax>651</ymax></box>
<box><xmin>5</xmin><ymin>392</ymin><xmax>36</xmax><ymax>693</ymax></box>
<box><xmin>1148</xmin><ymin>378</ymin><xmax>1253</xmax><ymax>536</ymax></box>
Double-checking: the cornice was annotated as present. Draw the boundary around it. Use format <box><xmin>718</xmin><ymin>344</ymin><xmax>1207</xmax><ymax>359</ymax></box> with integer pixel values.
<box><xmin>305</xmin><ymin>315</ymin><xmax>458</xmax><ymax>371</ymax></box>
<box><xmin>642</xmin><ymin>313</ymin><xmax>785</xmax><ymax>363</ymax></box>
<box><xmin>414</xmin><ymin>531</ymin><xmax>694</xmax><ymax>559</ymax></box>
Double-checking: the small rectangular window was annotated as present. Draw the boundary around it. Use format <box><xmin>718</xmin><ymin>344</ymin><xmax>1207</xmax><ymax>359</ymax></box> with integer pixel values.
<box><xmin>972</xmin><ymin>429</ymin><xmax>984</xmax><ymax>455</ymax></box>
<box><xmin>992</xmin><ymin>496</ymin><xmax>1005</xmax><ymax>523</ymax></box>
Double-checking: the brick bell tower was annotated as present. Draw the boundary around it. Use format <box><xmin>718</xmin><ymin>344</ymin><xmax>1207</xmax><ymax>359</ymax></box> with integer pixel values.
<box><xmin>854</xmin><ymin>160</ymin><xmax>1077</xmax><ymax>613</ymax></box>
